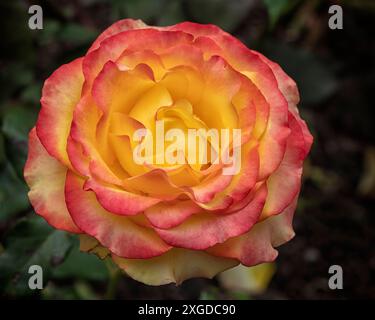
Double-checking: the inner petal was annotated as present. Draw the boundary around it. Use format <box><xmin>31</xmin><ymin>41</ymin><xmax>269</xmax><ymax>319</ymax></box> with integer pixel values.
<box><xmin>129</xmin><ymin>83</ymin><xmax>173</xmax><ymax>131</ymax></box>
<box><xmin>116</xmin><ymin>49</ymin><xmax>167</xmax><ymax>81</ymax></box>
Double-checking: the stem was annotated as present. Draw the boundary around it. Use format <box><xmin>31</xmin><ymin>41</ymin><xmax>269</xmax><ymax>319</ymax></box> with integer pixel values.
<box><xmin>105</xmin><ymin>260</ymin><xmax>122</xmax><ymax>300</ymax></box>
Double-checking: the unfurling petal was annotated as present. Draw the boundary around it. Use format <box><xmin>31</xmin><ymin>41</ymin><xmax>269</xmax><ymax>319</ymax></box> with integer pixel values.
<box><xmin>24</xmin><ymin>128</ymin><xmax>80</xmax><ymax>233</ymax></box>
<box><xmin>112</xmin><ymin>248</ymin><xmax>238</xmax><ymax>286</ymax></box>
<box><xmin>37</xmin><ymin>57</ymin><xmax>84</xmax><ymax>167</ymax></box>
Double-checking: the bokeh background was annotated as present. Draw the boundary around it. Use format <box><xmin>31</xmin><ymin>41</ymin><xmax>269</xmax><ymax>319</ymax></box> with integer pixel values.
<box><xmin>0</xmin><ymin>0</ymin><xmax>374</xmax><ymax>300</ymax></box>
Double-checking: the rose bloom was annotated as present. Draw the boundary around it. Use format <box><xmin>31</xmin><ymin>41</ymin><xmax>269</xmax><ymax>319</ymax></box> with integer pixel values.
<box><xmin>24</xmin><ymin>19</ymin><xmax>313</xmax><ymax>285</ymax></box>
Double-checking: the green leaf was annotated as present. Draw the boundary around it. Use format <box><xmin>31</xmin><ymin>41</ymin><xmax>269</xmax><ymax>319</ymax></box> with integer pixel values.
<box><xmin>52</xmin><ymin>238</ymin><xmax>109</xmax><ymax>281</ymax></box>
<box><xmin>0</xmin><ymin>133</ymin><xmax>5</xmax><ymax>165</ymax></box>
<box><xmin>59</xmin><ymin>23</ymin><xmax>97</xmax><ymax>46</ymax></box>
<box><xmin>0</xmin><ymin>162</ymin><xmax>29</xmax><ymax>221</ymax></box>
<box><xmin>2</xmin><ymin>105</ymin><xmax>38</xmax><ymax>143</ymax></box>
<box><xmin>0</xmin><ymin>63</ymin><xmax>34</xmax><ymax>101</ymax></box>
<box><xmin>0</xmin><ymin>2</ymin><xmax>34</xmax><ymax>63</ymax></box>
<box><xmin>41</xmin><ymin>280</ymin><xmax>99</xmax><ymax>300</ymax></box>
<box><xmin>20</xmin><ymin>83</ymin><xmax>42</xmax><ymax>105</ymax></box>
<box><xmin>5</xmin><ymin>141</ymin><xmax>28</xmax><ymax>178</ymax></box>
<box><xmin>38</xmin><ymin>19</ymin><xmax>62</xmax><ymax>45</ymax></box>
<box><xmin>74</xmin><ymin>281</ymin><xmax>99</xmax><ymax>300</ymax></box>
<box><xmin>260</xmin><ymin>40</ymin><xmax>338</xmax><ymax>105</ymax></box>
<box><xmin>157</xmin><ymin>0</ymin><xmax>185</xmax><ymax>26</ymax></box>
<box><xmin>0</xmin><ymin>216</ymin><xmax>74</xmax><ymax>296</ymax></box>
<box><xmin>185</xmin><ymin>0</ymin><xmax>256</xmax><ymax>32</ymax></box>
<box><xmin>121</xmin><ymin>0</ymin><xmax>165</xmax><ymax>23</ymax></box>
<box><xmin>41</xmin><ymin>282</ymin><xmax>78</xmax><ymax>300</ymax></box>
<box><xmin>263</xmin><ymin>0</ymin><xmax>301</xmax><ymax>27</ymax></box>
<box><xmin>1</xmin><ymin>104</ymin><xmax>38</xmax><ymax>176</ymax></box>
<box><xmin>199</xmin><ymin>287</ymin><xmax>220</xmax><ymax>300</ymax></box>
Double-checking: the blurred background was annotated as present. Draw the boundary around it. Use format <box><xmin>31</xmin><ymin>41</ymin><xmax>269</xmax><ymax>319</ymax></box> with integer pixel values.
<box><xmin>0</xmin><ymin>0</ymin><xmax>374</xmax><ymax>299</ymax></box>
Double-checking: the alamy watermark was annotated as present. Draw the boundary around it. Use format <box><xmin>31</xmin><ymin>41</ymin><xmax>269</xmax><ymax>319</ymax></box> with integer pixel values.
<box><xmin>131</xmin><ymin>120</ymin><xmax>242</xmax><ymax>175</ymax></box>
<box><xmin>328</xmin><ymin>5</ymin><xmax>343</xmax><ymax>30</ymax></box>
<box><xmin>28</xmin><ymin>5</ymin><xmax>43</xmax><ymax>30</ymax></box>
<box><xmin>328</xmin><ymin>265</ymin><xmax>343</xmax><ymax>290</ymax></box>
<box><xmin>28</xmin><ymin>265</ymin><xmax>43</xmax><ymax>290</ymax></box>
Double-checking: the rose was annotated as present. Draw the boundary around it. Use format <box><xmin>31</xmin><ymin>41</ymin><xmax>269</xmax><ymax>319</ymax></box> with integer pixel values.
<box><xmin>24</xmin><ymin>19</ymin><xmax>313</xmax><ymax>285</ymax></box>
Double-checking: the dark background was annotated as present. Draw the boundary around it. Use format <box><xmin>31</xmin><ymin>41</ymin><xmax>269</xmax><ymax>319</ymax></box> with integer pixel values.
<box><xmin>0</xmin><ymin>0</ymin><xmax>374</xmax><ymax>299</ymax></box>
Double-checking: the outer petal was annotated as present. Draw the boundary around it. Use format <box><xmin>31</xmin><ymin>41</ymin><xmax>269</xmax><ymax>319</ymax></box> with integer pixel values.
<box><xmin>207</xmin><ymin>196</ymin><xmax>298</xmax><ymax>266</ymax></box>
<box><xmin>261</xmin><ymin>112</ymin><xmax>307</xmax><ymax>217</ymax></box>
<box><xmin>144</xmin><ymin>200</ymin><xmax>202</xmax><ymax>229</ymax></box>
<box><xmin>24</xmin><ymin>128</ymin><xmax>80</xmax><ymax>233</ymax></box>
<box><xmin>187</xmin><ymin>171</ymin><xmax>233</xmax><ymax>204</ymax></box>
<box><xmin>155</xmin><ymin>184</ymin><xmax>267</xmax><ymax>250</ymax></box>
<box><xmin>167</xmin><ymin>22</ymin><xmax>223</xmax><ymax>39</ymax></box>
<box><xmin>112</xmin><ymin>248</ymin><xmax>238</xmax><ymax>286</ymax></box>
<box><xmin>83</xmin><ymin>178</ymin><xmax>161</xmax><ymax>216</ymax></box>
<box><xmin>254</xmin><ymin>52</ymin><xmax>313</xmax><ymax>154</ymax></box>
<box><xmin>64</xmin><ymin>171</ymin><xmax>171</xmax><ymax>259</ymax></box>
<box><xmin>87</xmin><ymin>19</ymin><xmax>148</xmax><ymax>53</ymax></box>
<box><xmin>36</xmin><ymin>57</ymin><xmax>84</xmax><ymax>167</ymax></box>
<box><xmin>79</xmin><ymin>234</ymin><xmax>110</xmax><ymax>259</ymax></box>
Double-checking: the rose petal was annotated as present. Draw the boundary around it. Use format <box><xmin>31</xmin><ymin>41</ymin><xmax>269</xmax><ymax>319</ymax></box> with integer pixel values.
<box><xmin>24</xmin><ymin>128</ymin><xmax>80</xmax><ymax>233</ymax></box>
<box><xmin>88</xmin><ymin>19</ymin><xmax>148</xmax><ymax>53</ymax></box>
<box><xmin>207</xmin><ymin>196</ymin><xmax>298</xmax><ymax>266</ymax></box>
<box><xmin>144</xmin><ymin>200</ymin><xmax>202</xmax><ymax>229</ymax></box>
<box><xmin>65</xmin><ymin>171</ymin><xmax>171</xmax><ymax>259</ymax></box>
<box><xmin>258</xmin><ymin>53</ymin><xmax>313</xmax><ymax>155</ymax></box>
<box><xmin>261</xmin><ymin>112</ymin><xmax>307</xmax><ymax>218</ymax></box>
<box><xmin>83</xmin><ymin>178</ymin><xmax>161</xmax><ymax>216</ymax></box>
<box><xmin>37</xmin><ymin>57</ymin><xmax>84</xmax><ymax>167</ymax></box>
<box><xmin>112</xmin><ymin>248</ymin><xmax>238</xmax><ymax>286</ymax></box>
<box><xmin>155</xmin><ymin>184</ymin><xmax>267</xmax><ymax>250</ymax></box>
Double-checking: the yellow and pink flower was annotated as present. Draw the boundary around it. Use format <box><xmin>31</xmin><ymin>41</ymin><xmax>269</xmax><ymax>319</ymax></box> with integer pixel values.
<box><xmin>24</xmin><ymin>19</ymin><xmax>313</xmax><ymax>285</ymax></box>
